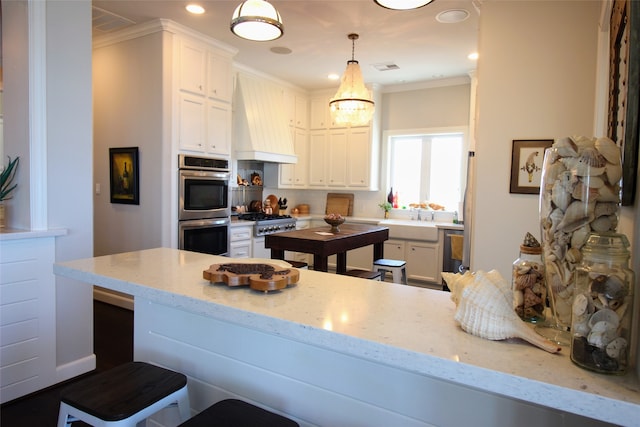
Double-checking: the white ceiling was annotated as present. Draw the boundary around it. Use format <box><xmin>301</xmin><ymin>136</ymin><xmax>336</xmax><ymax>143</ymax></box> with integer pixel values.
<box><xmin>92</xmin><ymin>0</ymin><xmax>480</xmax><ymax>91</ymax></box>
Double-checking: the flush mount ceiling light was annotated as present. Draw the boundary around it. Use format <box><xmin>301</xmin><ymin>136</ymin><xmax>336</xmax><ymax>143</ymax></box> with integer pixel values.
<box><xmin>329</xmin><ymin>34</ymin><xmax>375</xmax><ymax>126</ymax></box>
<box><xmin>373</xmin><ymin>0</ymin><xmax>435</xmax><ymax>10</ymax></box>
<box><xmin>230</xmin><ymin>0</ymin><xmax>283</xmax><ymax>42</ymax></box>
<box><xmin>185</xmin><ymin>4</ymin><xmax>205</xmax><ymax>15</ymax></box>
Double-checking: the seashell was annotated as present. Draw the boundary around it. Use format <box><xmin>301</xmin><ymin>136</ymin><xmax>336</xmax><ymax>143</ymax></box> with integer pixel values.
<box><xmin>515</xmin><ymin>272</ymin><xmax>537</xmax><ymax>290</ymax></box>
<box><xmin>557</xmin><ymin>201</ymin><xmax>595</xmax><ymax>232</ymax></box>
<box><xmin>594</xmin><ymin>202</ymin><xmax>618</xmax><ymax>218</ymax></box>
<box><xmin>513</xmin><ymin>289</ymin><xmax>524</xmax><ymax>308</ymax></box>
<box><xmin>577</xmin><ymin>147</ymin><xmax>607</xmax><ymax>168</ymax></box>
<box><xmin>573</xmin><ymin>321</ymin><xmax>590</xmax><ymax>336</ymax></box>
<box><xmin>444</xmin><ymin>270</ymin><xmax>560</xmax><ymax>353</ymax></box>
<box><xmin>587</xmin><ymin>308</ymin><xmax>620</xmax><ymax>330</ymax></box>
<box><xmin>551</xmin><ymin>183</ymin><xmax>572</xmax><ymax>211</ymax></box>
<box><xmin>572</xmin><ymin>135</ymin><xmax>596</xmax><ymax>151</ymax></box>
<box><xmin>588</xmin><ymin>328</ymin><xmax>616</xmax><ymax>349</ymax></box>
<box><xmin>523</xmin><ymin>232</ymin><xmax>540</xmax><ymax>247</ymax></box>
<box><xmin>570</xmin><ymin>225</ymin><xmax>591</xmax><ymax>249</ymax></box>
<box><xmin>565</xmin><ymin>247</ymin><xmax>582</xmax><ymax>263</ymax></box>
<box><xmin>605</xmin><ymin>162</ymin><xmax>622</xmax><ymax>185</ymax></box>
<box><xmin>606</xmin><ymin>337</ymin><xmax>627</xmax><ymax>359</ymax></box>
<box><xmin>591</xmin><ymin>275</ymin><xmax>627</xmax><ymax>300</ymax></box>
<box><xmin>523</xmin><ymin>287</ymin><xmax>542</xmax><ymax>307</ymax></box>
<box><xmin>553</xmin><ymin>137</ymin><xmax>578</xmax><ymax>157</ymax></box>
<box><xmin>594</xmin><ymin>137</ymin><xmax>621</xmax><ymax>165</ymax></box>
<box><xmin>597</xmin><ymin>184</ymin><xmax>621</xmax><ymax>203</ymax></box>
<box><xmin>582</xmin><ymin>175</ymin><xmax>605</xmax><ymax>189</ymax></box>
<box><xmin>590</xmin><ymin>215</ymin><xmax>614</xmax><ymax>232</ymax></box>
<box><xmin>543</xmin><ymin>160</ymin><xmax>567</xmax><ymax>184</ymax></box>
<box><xmin>571</xmin><ymin>181</ymin><xmax>600</xmax><ymax>201</ymax></box>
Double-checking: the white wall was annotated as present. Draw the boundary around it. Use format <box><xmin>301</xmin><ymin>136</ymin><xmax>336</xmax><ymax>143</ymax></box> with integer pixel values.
<box><xmin>473</xmin><ymin>1</ymin><xmax>601</xmax><ymax>277</ymax></box>
<box><xmin>92</xmin><ymin>30</ymin><xmax>171</xmax><ymax>256</ymax></box>
<box><xmin>2</xmin><ymin>0</ymin><xmax>95</xmax><ymax>378</ymax></box>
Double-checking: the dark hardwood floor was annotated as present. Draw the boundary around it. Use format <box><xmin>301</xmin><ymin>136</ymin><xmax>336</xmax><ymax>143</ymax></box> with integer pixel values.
<box><xmin>0</xmin><ymin>300</ymin><xmax>134</xmax><ymax>426</ymax></box>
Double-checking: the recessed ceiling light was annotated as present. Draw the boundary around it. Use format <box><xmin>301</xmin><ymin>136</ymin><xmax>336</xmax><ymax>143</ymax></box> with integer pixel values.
<box><xmin>436</xmin><ymin>9</ymin><xmax>469</xmax><ymax>24</ymax></box>
<box><xmin>328</xmin><ymin>73</ymin><xmax>340</xmax><ymax>81</ymax></box>
<box><xmin>468</xmin><ymin>52</ymin><xmax>479</xmax><ymax>60</ymax></box>
<box><xmin>185</xmin><ymin>4</ymin><xmax>205</xmax><ymax>14</ymax></box>
<box><xmin>270</xmin><ymin>46</ymin><xmax>292</xmax><ymax>55</ymax></box>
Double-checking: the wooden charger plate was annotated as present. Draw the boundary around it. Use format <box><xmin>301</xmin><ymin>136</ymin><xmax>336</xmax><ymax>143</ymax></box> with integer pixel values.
<box><xmin>203</xmin><ymin>263</ymin><xmax>300</xmax><ymax>292</ymax></box>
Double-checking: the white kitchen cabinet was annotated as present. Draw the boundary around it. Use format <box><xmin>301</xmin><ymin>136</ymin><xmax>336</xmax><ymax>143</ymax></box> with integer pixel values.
<box><xmin>285</xmin><ymin>219</ymin><xmax>311</xmax><ymax>265</ymax></box>
<box><xmin>278</xmin><ymin>128</ymin><xmax>308</xmax><ymax>187</ymax></box>
<box><xmin>283</xmin><ymin>90</ymin><xmax>308</xmax><ymax>129</ymax></box>
<box><xmin>406</xmin><ymin>241</ymin><xmax>440</xmax><ymax>283</ymax></box>
<box><xmin>178</xmin><ymin>92</ymin><xmax>206</xmax><ymax>152</ymax></box>
<box><xmin>327</xmin><ymin>128</ymin><xmax>348</xmax><ymax>187</ymax></box>
<box><xmin>308</xmin><ymin>130</ymin><xmax>328</xmax><ymax>187</ymax></box>
<box><xmin>310</xmin><ymin>95</ymin><xmax>330</xmax><ymax>129</ymax></box>
<box><xmin>347</xmin><ymin>126</ymin><xmax>371</xmax><ymax>188</ymax></box>
<box><xmin>229</xmin><ymin>225</ymin><xmax>252</xmax><ymax>258</ymax></box>
<box><xmin>177</xmin><ymin>34</ymin><xmax>233</xmax><ymax>156</ymax></box>
<box><xmin>381</xmin><ymin>239</ymin><xmax>441</xmax><ymax>284</ymax></box>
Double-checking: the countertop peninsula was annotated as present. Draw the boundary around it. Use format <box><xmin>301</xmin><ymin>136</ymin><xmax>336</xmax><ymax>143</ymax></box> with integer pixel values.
<box><xmin>54</xmin><ymin>248</ymin><xmax>639</xmax><ymax>426</ymax></box>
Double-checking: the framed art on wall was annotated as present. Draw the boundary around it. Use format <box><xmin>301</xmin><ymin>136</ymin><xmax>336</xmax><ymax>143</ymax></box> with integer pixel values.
<box><xmin>109</xmin><ymin>147</ymin><xmax>139</xmax><ymax>205</ymax></box>
<box><xmin>509</xmin><ymin>139</ymin><xmax>553</xmax><ymax>194</ymax></box>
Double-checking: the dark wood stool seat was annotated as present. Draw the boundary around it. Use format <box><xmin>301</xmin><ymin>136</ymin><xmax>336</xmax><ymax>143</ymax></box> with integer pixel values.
<box><xmin>341</xmin><ymin>269</ymin><xmax>382</xmax><ymax>280</ymax></box>
<box><xmin>284</xmin><ymin>260</ymin><xmax>308</xmax><ymax>269</ymax></box>
<box><xmin>57</xmin><ymin>361</ymin><xmax>190</xmax><ymax>426</ymax></box>
<box><xmin>179</xmin><ymin>399</ymin><xmax>299</xmax><ymax>427</ymax></box>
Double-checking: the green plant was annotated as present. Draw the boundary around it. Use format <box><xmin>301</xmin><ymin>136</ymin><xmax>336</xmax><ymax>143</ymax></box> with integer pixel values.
<box><xmin>378</xmin><ymin>201</ymin><xmax>392</xmax><ymax>212</ymax></box>
<box><xmin>1</xmin><ymin>156</ymin><xmax>20</xmax><ymax>201</ymax></box>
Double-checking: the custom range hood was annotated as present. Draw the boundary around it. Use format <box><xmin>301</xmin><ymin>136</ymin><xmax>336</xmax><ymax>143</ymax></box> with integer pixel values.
<box><xmin>234</xmin><ymin>72</ymin><xmax>297</xmax><ymax>164</ymax></box>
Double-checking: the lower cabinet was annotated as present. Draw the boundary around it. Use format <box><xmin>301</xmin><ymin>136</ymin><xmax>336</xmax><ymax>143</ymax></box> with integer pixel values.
<box><xmin>285</xmin><ymin>219</ymin><xmax>311</xmax><ymax>264</ymax></box>
<box><xmin>383</xmin><ymin>239</ymin><xmax>441</xmax><ymax>284</ymax></box>
<box><xmin>229</xmin><ymin>225</ymin><xmax>252</xmax><ymax>258</ymax></box>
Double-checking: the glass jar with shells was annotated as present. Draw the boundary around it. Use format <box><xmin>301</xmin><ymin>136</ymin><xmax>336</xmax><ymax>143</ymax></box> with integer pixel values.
<box><xmin>538</xmin><ymin>136</ymin><xmax>622</xmax><ymax>345</ymax></box>
<box><xmin>512</xmin><ymin>232</ymin><xmax>546</xmax><ymax>323</ymax></box>
<box><xmin>570</xmin><ymin>232</ymin><xmax>634</xmax><ymax>374</ymax></box>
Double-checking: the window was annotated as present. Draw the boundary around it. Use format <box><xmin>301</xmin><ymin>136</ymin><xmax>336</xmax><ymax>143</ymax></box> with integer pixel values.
<box><xmin>387</xmin><ymin>131</ymin><xmax>465</xmax><ymax>211</ymax></box>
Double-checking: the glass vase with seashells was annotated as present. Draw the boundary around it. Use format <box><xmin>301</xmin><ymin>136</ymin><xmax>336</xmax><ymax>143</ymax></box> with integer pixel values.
<box><xmin>537</xmin><ymin>136</ymin><xmax>622</xmax><ymax>345</ymax></box>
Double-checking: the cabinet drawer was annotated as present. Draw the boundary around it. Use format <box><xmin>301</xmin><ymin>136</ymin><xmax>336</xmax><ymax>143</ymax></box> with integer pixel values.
<box><xmin>230</xmin><ymin>227</ymin><xmax>252</xmax><ymax>242</ymax></box>
<box><xmin>230</xmin><ymin>241</ymin><xmax>251</xmax><ymax>258</ymax></box>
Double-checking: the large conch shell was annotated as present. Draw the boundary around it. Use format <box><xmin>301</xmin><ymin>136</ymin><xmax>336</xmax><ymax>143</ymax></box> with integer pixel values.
<box><xmin>442</xmin><ymin>270</ymin><xmax>561</xmax><ymax>353</ymax></box>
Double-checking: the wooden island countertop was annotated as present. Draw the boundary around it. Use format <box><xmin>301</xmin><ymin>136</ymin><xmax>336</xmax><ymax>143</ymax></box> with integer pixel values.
<box><xmin>54</xmin><ymin>248</ymin><xmax>639</xmax><ymax>427</ymax></box>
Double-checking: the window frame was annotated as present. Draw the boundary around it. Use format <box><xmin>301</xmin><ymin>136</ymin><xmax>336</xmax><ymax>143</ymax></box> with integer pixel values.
<box><xmin>381</xmin><ymin>126</ymin><xmax>469</xmax><ymax>211</ymax></box>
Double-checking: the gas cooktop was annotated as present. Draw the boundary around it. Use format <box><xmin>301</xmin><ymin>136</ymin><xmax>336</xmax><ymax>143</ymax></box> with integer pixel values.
<box><xmin>238</xmin><ymin>213</ymin><xmax>297</xmax><ymax>236</ymax></box>
<box><xmin>238</xmin><ymin>213</ymin><xmax>293</xmax><ymax>222</ymax></box>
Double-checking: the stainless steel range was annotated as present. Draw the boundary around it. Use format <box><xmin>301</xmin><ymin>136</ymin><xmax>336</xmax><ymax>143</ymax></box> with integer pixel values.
<box><xmin>238</xmin><ymin>213</ymin><xmax>297</xmax><ymax>237</ymax></box>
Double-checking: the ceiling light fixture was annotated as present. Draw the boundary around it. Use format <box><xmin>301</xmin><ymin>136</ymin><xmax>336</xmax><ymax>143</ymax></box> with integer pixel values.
<box><xmin>329</xmin><ymin>33</ymin><xmax>375</xmax><ymax>127</ymax></box>
<box><xmin>230</xmin><ymin>0</ymin><xmax>283</xmax><ymax>42</ymax></box>
<box><xmin>373</xmin><ymin>0</ymin><xmax>435</xmax><ymax>11</ymax></box>
<box><xmin>185</xmin><ymin>4</ymin><xmax>205</xmax><ymax>15</ymax></box>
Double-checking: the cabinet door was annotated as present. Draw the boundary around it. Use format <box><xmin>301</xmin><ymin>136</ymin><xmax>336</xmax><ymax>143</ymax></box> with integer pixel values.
<box><xmin>292</xmin><ymin>128</ymin><xmax>308</xmax><ymax>186</ymax></box>
<box><xmin>347</xmin><ymin>126</ymin><xmax>371</xmax><ymax>187</ymax></box>
<box><xmin>294</xmin><ymin>96</ymin><xmax>308</xmax><ymax>129</ymax></box>
<box><xmin>178</xmin><ymin>92</ymin><xmax>206</xmax><ymax>152</ymax></box>
<box><xmin>178</xmin><ymin>39</ymin><xmax>206</xmax><ymax>96</ymax></box>
<box><xmin>406</xmin><ymin>242</ymin><xmax>440</xmax><ymax>283</ymax></box>
<box><xmin>230</xmin><ymin>241</ymin><xmax>251</xmax><ymax>258</ymax></box>
<box><xmin>327</xmin><ymin>129</ymin><xmax>348</xmax><ymax>187</ymax></box>
<box><xmin>383</xmin><ymin>240</ymin><xmax>405</xmax><ymax>261</ymax></box>
<box><xmin>207</xmin><ymin>100</ymin><xmax>231</xmax><ymax>156</ymax></box>
<box><xmin>308</xmin><ymin>130</ymin><xmax>327</xmax><ymax>187</ymax></box>
<box><xmin>207</xmin><ymin>51</ymin><xmax>232</xmax><ymax>103</ymax></box>
<box><xmin>310</xmin><ymin>96</ymin><xmax>329</xmax><ymax>129</ymax></box>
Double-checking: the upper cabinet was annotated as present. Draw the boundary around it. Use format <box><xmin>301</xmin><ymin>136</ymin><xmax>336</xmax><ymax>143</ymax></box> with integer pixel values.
<box><xmin>283</xmin><ymin>89</ymin><xmax>308</xmax><ymax>129</ymax></box>
<box><xmin>177</xmin><ymin>34</ymin><xmax>234</xmax><ymax>156</ymax></box>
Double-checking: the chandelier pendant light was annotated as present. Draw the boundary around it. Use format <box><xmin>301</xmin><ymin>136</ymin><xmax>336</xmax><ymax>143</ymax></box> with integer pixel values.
<box><xmin>230</xmin><ymin>0</ymin><xmax>284</xmax><ymax>42</ymax></box>
<box><xmin>329</xmin><ymin>33</ymin><xmax>375</xmax><ymax>127</ymax></box>
<box><xmin>373</xmin><ymin>0</ymin><xmax>435</xmax><ymax>10</ymax></box>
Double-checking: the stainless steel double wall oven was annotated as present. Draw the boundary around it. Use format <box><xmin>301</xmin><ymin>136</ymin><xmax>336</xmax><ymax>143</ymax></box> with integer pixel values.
<box><xmin>178</xmin><ymin>155</ymin><xmax>231</xmax><ymax>255</ymax></box>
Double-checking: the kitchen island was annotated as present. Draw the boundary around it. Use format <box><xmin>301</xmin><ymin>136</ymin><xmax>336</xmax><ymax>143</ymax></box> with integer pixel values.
<box><xmin>53</xmin><ymin>248</ymin><xmax>639</xmax><ymax>427</ymax></box>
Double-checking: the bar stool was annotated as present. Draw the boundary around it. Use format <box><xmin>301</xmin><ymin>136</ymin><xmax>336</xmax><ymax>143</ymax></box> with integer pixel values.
<box><xmin>57</xmin><ymin>361</ymin><xmax>190</xmax><ymax>427</ymax></box>
<box><xmin>285</xmin><ymin>260</ymin><xmax>308</xmax><ymax>269</ymax></box>
<box><xmin>341</xmin><ymin>269</ymin><xmax>382</xmax><ymax>281</ymax></box>
<box><xmin>373</xmin><ymin>259</ymin><xmax>408</xmax><ymax>284</ymax></box>
<box><xmin>179</xmin><ymin>399</ymin><xmax>299</xmax><ymax>427</ymax></box>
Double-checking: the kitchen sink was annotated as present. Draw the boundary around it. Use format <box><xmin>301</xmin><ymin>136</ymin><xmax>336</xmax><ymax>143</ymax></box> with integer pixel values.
<box><xmin>377</xmin><ymin>219</ymin><xmax>439</xmax><ymax>241</ymax></box>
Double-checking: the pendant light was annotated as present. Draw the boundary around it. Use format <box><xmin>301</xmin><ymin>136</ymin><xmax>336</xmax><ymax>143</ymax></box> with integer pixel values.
<box><xmin>329</xmin><ymin>34</ymin><xmax>375</xmax><ymax>127</ymax></box>
<box><xmin>230</xmin><ymin>0</ymin><xmax>283</xmax><ymax>42</ymax></box>
<box><xmin>374</xmin><ymin>0</ymin><xmax>435</xmax><ymax>10</ymax></box>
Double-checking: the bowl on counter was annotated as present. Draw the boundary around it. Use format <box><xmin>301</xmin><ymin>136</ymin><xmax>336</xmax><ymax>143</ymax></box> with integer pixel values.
<box><xmin>324</xmin><ymin>214</ymin><xmax>345</xmax><ymax>233</ymax></box>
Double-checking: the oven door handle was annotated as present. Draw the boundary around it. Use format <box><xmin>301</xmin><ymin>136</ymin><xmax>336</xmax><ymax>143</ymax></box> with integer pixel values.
<box><xmin>179</xmin><ymin>218</ymin><xmax>230</xmax><ymax>228</ymax></box>
<box><xmin>180</xmin><ymin>170</ymin><xmax>230</xmax><ymax>180</ymax></box>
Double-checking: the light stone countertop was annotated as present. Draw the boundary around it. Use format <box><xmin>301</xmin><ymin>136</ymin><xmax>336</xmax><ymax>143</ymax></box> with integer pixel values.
<box><xmin>54</xmin><ymin>247</ymin><xmax>639</xmax><ymax>426</ymax></box>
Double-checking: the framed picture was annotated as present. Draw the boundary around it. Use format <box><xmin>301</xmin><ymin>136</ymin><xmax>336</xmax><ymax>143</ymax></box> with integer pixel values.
<box><xmin>109</xmin><ymin>147</ymin><xmax>139</xmax><ymax>205</ymax></box>
<box><xmin>509</xmin><ymin>139</ymin><xmax>553</xmax><ymax>194</ymax></box>
<box><xmin>607</xmin><ymin>0</ymin><xmax>638</xmax><ymax>206</ymax></box>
